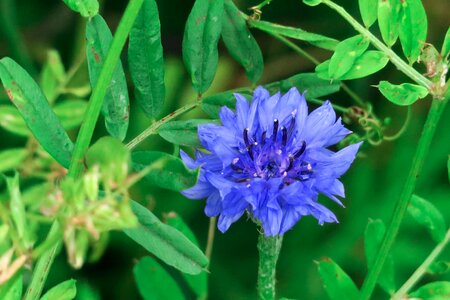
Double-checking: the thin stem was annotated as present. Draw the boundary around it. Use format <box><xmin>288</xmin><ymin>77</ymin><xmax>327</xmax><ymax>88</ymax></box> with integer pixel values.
<box><xmin>126</xmin><ymin>101</ymin><xmax>200</xmax><ymax>150</ymax></box>
<box><xmin>391</xmin><ymin>229</ymin><xmax>450</xmax><ymax>300</ymax></box>
<box><xmin>321</xmin><ymin>0</ymin><xmax>433</xmax><ymax>90</ymax></box>
<box><xmin>384</xmin><ymin>106</ymin><xmax>412</xmax><ymax>141</ymax></box>
<box><xmin>251</xmin><ymin>0</ymin><xmax>275</xmax><ymax>11</ymax></box>
<box><xmin>359</xmin><ymin>97</ymin><xmax>448</xmax><ymax>300</ymax></box>
<box><xmin>257</xmin><ymin>233</ymin><xmax>283</xmax><ymax>300</ymax></box>
<box><xmin>205</xmin><ymin>217</ymin><xmax>217</xmax><ymax>262</ymax></box>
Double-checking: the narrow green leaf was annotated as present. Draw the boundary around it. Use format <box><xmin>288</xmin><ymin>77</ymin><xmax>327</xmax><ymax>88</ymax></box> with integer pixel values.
<box><xmin>134</xmin><ymin>257</ymin><xmax>185</xmax><ymax>300</ymax></box>
<box><xmin>222</xmin><ymin>0</ymin><xmax>263</xmax><ymax>83</ymax></box>
<box><xmin>249</xmin><ymin>20</ymin><xmax>339</xmax><ymax>51</ymax></box>
<box><xmin>0</xmin><ymin>273</ymin><xmax>22</xmax><ymax>300</ymax></box>
<box><xmin>182</xmin><ymin>0</ymin><xmax>224</xmax><ymax>94</ymax></box>
<box><xmin>442</xmin><ymin>27</ymin><xmax>450</xmax><ymax>58</ymax></box>
<box><xmin>86</xmin><ymin>15</ymin><xmax>130</xmax><ymax>141</ymax></box>
<box><xmin>378</xmin><ymin>0</ymin><xmax>401</xmax><ymax>47</ymax></box>
<box><xmin>124</xmin><ymin>201</ymin><xmax>209</xmax><ymax>274</ymax></box>
<box><xmin>399</xmin><ymin>0</ymin><xmax>428</xmax><ymax>63</ymax></box>
<box><xmin>316</xmin><ymin>51</ymin><xmax>389</xmax><ymax>80</ymax></box>
<box><xmin>410</xmin><ymin>281</ymin><xmax>450</xmax><ymax>299</ymax></box>
<box><xmin>0</xmin><ymin>105</ymin><xmax>29</xmax><ymax>136</ymax></box>
<box><xmin>0</xmin><ymin>149</ymin><xmax>27</xmax><ymax>174</ymax></box>
<box><xmin>359</xmin><ymin>0</ymin><xmax>378</xmax><ymax>27</ymax></box>
<box><xmin>0</xmin><ymin>57</ymin><xmax>74</xmax><ymax>168</ymax></box>
<box><xmin>62</xmin><ymin>0</ymin><xmax>98</xmax><ymax>17</ymax></box>
<box><xmin>408</xmin><ymin>194</ymin><xmax>447</xmax><ymax>243</ymax></box>
<box><xmin>158</xmin><ymin>119</ymin><xmax>217</xmax><ymax>147</ymax></box>
<box><xmin>129</xmin><ymin>0</ymin><xmax>165</xmax><ymax>119</ymax></box>
<box><xmin>303</xmin><ymin>0</ymin><xmax>322</xmax><ymax>6</ymax></box>
<box><xmin>328</xmin><ymin>35</ymin><xmax>369</xmax><ymax>79</ymax></box>
<box><xmin>166</xmin><ymin>213</ymin><xmax>207</xmax><ymax>299</ymax></box>
<box><xmin>41</xmin><ymin>279</ymin><xmax>77</xmax><ymax>300</ymax></box>
<box><xmin>131</xmin><ymin>151</ymin><xmax>199</xmax><ymax>192</ymax></box>
<box><xmin>378</xmin><ymin>81</ymin><xmax>428</xmax><ymax>106</ymax></box>
<box><xmin>364</xmin><ymin>219</ymin><xmax>396</xmax><ymax>295</ymax></box>
<box><xmin>317</xmin><ymin>258</ymin><xmax>359</xmax><ymax>300</ymax></box>
<box><xmin>53</xmin><ymin>100</ymin><xmax>88</xmax><ymax>130</ymax></box>
<box><xmin>201</xmin><ymin>89</ymin><xmax>251</xmax><ymax>118</ymax></box>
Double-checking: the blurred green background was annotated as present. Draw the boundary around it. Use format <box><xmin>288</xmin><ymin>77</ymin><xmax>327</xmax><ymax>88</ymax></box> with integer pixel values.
<box><xmin>0</xmin><ymin>0</ymin><xmax>449</xmax><ymax>299</ymax></box>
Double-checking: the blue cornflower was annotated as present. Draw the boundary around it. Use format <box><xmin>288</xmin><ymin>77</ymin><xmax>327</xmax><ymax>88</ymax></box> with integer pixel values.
<box><xmin>181</xmin><ymin>87</ymin><xmax>361</xmax><ymax>236</ymax></box>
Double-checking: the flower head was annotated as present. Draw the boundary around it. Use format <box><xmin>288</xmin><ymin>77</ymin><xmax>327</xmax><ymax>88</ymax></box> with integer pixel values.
<box><xmin>181</xmin><ymin>87</ymin><xmax>361</xmax><ymax>236</ymax></box>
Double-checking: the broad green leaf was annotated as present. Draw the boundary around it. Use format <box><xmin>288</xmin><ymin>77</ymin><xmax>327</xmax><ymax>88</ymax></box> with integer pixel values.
<box><xmin>428</xmin><ymin>261</ymin><xmax>450</xmax><ymax>275</ymax></box>
<box><xmin>399</xmin><ymin>0</ymin><xmax>428</xmax><ymax>63</ymax></box>
<box><xmin>0</xmin><ymin>105</ymin><xmax>29</xmax><ymax>136</ymax></box>
<box><xmin>0</xmin><ymin>273</ymin><xmax>22</xmax><ymax>300</ymax></box>
<box><xmin>0</xmin><ymin>149</ymin><xmax>27</xmax><ymax>173</ymax></box>
<box><xmin>317</xmin><ymin>258</ymin><xmax>359</xmax><ymax>300</ymax></box>
<box><xmin>53</xmin><ymin>100</ymin><xmax>87</xmax><ymax>130</ymax></box>
<box><xmin>316</xmin><ymin>51</ymin><xmax>389</xmax><ymax>80</ymax></box>
<box><xmin>40</xmin><ymin>50</ymin><xmax>66</xmax><ymax>103</ymax></box>
<box><xmin>166</xmin><ymin>213</ymin><xmax>207</xmax><ymax>299</ymax></box>
<box><xmin>201</xmin><ymin>89</ymin><xmax>251</xmax><ymax>118</ymax></box>
<box><xmin>129</xmin><ymin>0</ymin><xmax>165</xmax><ymax>119</ymax></box>
<box><xmin>63</xmin><ymin>0</ymin><xmax>98</xmax><ymax>18</ymax></box>
<box><xmin>182</xmin><ymin>0</ymin><xmax>224</xmax><ymax>93</ymax></box>
<box><xmin>134</xmin><ymin>257</ymin><xmax>185</xmax><ymax>300</ymax></box>
<box><xmin>410</xmin><ymin>281</ymin><xmax>450</xmax><ymax>299</ymax></box>
<box><xmin>222</xmin><ymin>0</ymin><xmax>263</xmax><ymax>83</ymax></box>
<box><xmin>378</xmin><ymin>81</ymin><xmax>428</xmax><ymax>106</ymax></box>
<box><xmin>131</xmin><ymin>151</ymin><xmax>199</xmax><ymax>192</ymax></box>
<box><xmin>442</xmin><ymin>27</ymin><xmax>450</xmax><ymax>58</ymax></box>
<box><xmin>303</xmin><ymin>0</ymin><xmax>322</xmax><ymax>6</ymax></box>
<box><xmin>328</xmin><ymin>35</ymin><xmax>369</xmax><ymax>79</ymax></box>
<box><xmin>378</xmin><ymin>0</ymin><xmax>401</xmax><ymax>47</ymax></box>
<box><xmin>123</xmin><ymin>201</ymin><xmax>208</xmax><ymax>274</ymax></box>
<box><xmin>0</xmin><ymin>57</ymin><xmax>74</xmax><ymax>168</ymax></box>
<box><xmin>359</xmin><ymin>0</ymin><xmax>378</xmax><ymax>27</ymax></box>
<box><xmin>86</xmin><ymin>15</ymin><xmax>129</xmax><ymax>141</ymax></box>
<box><xmin>364</xmin><ymin>219</ymin><xmax>396</xmax><ymax>294</ymax></box>
<box><xmin>41</xmin><ymin>279</ymin><xmax>77</xmax><ymax>300</ymax></box>
<box><xmin>408</xmin><ymin>194</ymin><xmax>447</xmax><ymax>243</ymax></box>
<box><xmin>158</xmin><ymin>119</ymin><xmax>217</xmax><ymax>147</ymax></box>
<box><xmin>248</xmin><ymin>20</ymin><xmax>338</xmax><ymax>51</ymax></box>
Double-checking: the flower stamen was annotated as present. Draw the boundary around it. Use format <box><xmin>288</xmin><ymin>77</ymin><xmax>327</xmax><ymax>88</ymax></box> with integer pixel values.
<box><xmin>272</xmin><ymin>119</ymin><xmax>279</xmax><ymax>142</ymax></box>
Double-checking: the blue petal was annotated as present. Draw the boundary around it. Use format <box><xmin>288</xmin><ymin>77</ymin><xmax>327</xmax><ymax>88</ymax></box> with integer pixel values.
<box><xmin>180</xmin><ymin>149</ymin><xmax>197</xmax><ymax>169</ymax></box>
<box><xmin>258</xmin><ymin>92</ymin><xmax>280</xmax><ymax>131</ymax></box>
<box><xmin>234</xmin><ymin>93</ymin><xmax>249</xmax><ymax>130</ymax></box>
<box><xmin>302</xmin><ymin>101</ymin><xmax>336</xmax><ymax>145</ymax></box>
<box><xmin>205</xmin><ymin>191</ymin><xmax>222</xmax><ymax>216</ymax></box>
<box><xmin>279</xmin><ymin>205</ymin><xmax>303</xmax><ymax>234</ymax></box>
<box><xmin>217</xmin><ymin>211</ymin><xmax>245</xmax><ymax>233</ymax></box>
<box><xmin>182</xmin><ymin>179</ymin><xmax>214</xmax><ymax>199</ymax></box>
<box><xmin>219</xmin><ymin>106</ymin><xmax>237</xmax><ymax>130</ymax></box>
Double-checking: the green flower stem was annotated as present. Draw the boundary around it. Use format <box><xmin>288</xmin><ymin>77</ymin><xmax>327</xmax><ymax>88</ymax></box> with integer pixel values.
<box><xmin>359</xmin><ymin>96</ymin><xmax>448</xmax><ymax>300</ymax></box>
<box><xmin>392</xmin><ymin>228</ymin><xmax>450</xmax><ymax>300</ymax></box>
<box><xmin>126</xmin><ymin>100</ymin><xmax>200</xmax><ymax>150</ymax></box>
<box><xmin>24</xmin><ymin>1</ymin><xmax>144</xmax><ymax>300</ymax></box>
<box><xmin>321</xmin><ymin>0</ymin><xmax>433</xmax><ymax>90</ymax></box>
<box><xmin>257</xmin><ymin>234</ymin><xmax>283</xmax><ymax>300</ymax></box>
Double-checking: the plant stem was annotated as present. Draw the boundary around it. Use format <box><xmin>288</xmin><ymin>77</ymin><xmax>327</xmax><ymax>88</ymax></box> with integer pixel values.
<box><xmin>384</xmin><ymin>106</ymin><xmax>412</xmax><ymax>141</ymax></box>
<box><xmin>126</xmin><ymin>101</ymin><xmax>200</xmax><ymax>150</ymax></box>
<box><xmin>359</xmin><ymin>97</ymin><xmax>448</xmax><ymax>300</ymax></box>
<box><xmin>257</xmin><ymin>234</ymin><xmax>283</xmax><ymax>300</ymax></box>
<box><xmin>321</xmin><ymin>0</ymin><xmax>432</xmax><ymax>90</ymax></box>
<box><xmin>205</xmin><ymin>217</ymin><xmax>217</xmax><ymax>261</ymax></box>
<box><xmin>24</xmin><ymin>1</ymin><xmax>144</xmax><ymax>299</ymax></box>
<box><xmin>391</xmin><ymin>229</ymin><xmax>450</xmax><ymax>300</ymax></box>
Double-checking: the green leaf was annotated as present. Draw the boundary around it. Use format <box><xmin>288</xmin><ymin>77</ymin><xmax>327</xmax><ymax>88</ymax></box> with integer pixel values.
<box><xmin>222</xmin><ymin>0</ymin><xmax>263</xmax><ymax>83</ymax></box>
<box><xmin>40</xmin><ymin>50</ymin><xmax>66</xmax><ymax>103</ymax></box>
<box><xmin>41</xmin><ymin>279</ymin><xmax>77</xmax><ymax>300</ymax></box>
<box><xmin>399</xmin><ymin>0</ymin><xmax>428</xmax><ymax>63</ymax></box>
<box><xmin>442</xmin><ymin>27</ymin><xmax>450</xmax><ymax>58</ymax></box>
<box><xmin>131</xmin><ymin>151</ymin><xmax>199</xmax><ymax>192</ymax></box>
<box><xmin>317</xmin><ymin>258</ymin><xmax>359</xmax><ymax>300</ymax></box>
<box><xmin>0</xmin><ymin>105</ymin><xmax>29</xmax><ymax>136</ymax></box>
<box><xmin>165</xmin><ymin>213</ymin><xmax>207</xmax><ymax>299</ymax></box>
<box><xmin>410</xmin><ymin>281</ymin><xmax>450</xmax><ymax>299</ymax></box>
<box><xmin>364</xmin><ymin>219</ymin><xmax>396</xmax><ymax>295</ymax></box>
<box><xmin>303</xmin><ymin>0</ymin><xmax>322</xmax><ymax>6</ymax></box>
<box><xmin>129</xmin><ymin>0</ymin><xmax>165</xmax><ymax>119</ymax></box>
<box><xmin>428</xmin><ymin>261</ymin><xmax>450</xmax><ymax>275</ymax></box>
<box><xmin>316</xmin><ymin>51</ymin><xmax>389</xmax><ymax>80</ymax></box>
<box><xmin>158</xmin><ymin>119</ymin><xmax>217</xmax><ymax>147</ymax></box>
<box><xmin>328</xmin><ymin>35</ymin><xmax>370</xmax><ymax>79</ymax></box>
<box><xmin>408</xmin><ymin>194</ymin><xmax>447</xmax><ymax>243</ymax></box>
<box><xmin>0</xmin><ymin>149</ymin><xmax>27</xmax><ymax>174</ymax></box>
<box><xmin>182</xmin><ymin>0</ymin><xmax>224</xmax><ymax>94</ymax></box>
<box><xmin>134</xmin><ymin>257</ymin><xmax>185</xmax><ymax>300</ymax></box>
<box><xmin>0</xmin><ymin>273</ymin><xmax>22</xmax><ymax>300</ymax></box>
<box><xmin>75</xmin><ymin>281</ymin><xmax>101</xmax><ymax>300</ymax></box>
<box><xmin>447</xmin><ymin>156</ymin><xmax>450</xmax><ymax>182</ymax></box>
<box><xmin>201</xmin><ymin>89</ymin><xmax>251</xmax><ymax>118</ymax></box>
<box><xmin>378</xmin><ymin>81</ymin><xmax>428</xmax><ymax>106</ymax></box>
<box><xmin>0</xmin><ymin>57</ymin><xmax>74</xmax><ymax>168</ymax></box>
<box><xmin>86</xmin><ymin>15</ymin><xmax>130</xmax><ymax>141</ymax></box>
<box><xmin>249</xmin><ymin>20</ymin><xmax>339</xmax><ymax>51</ymax></box>
<box><xmin>62</xmin><ymin>0</ymin><xmax>98</xmax><ymax>18</ymax></box>
<box><xmin>53</xmin><ymin>100</ymin><xmax>88</xmax><ymax>130</ymax></box>
<box><xmin>124</xmin><ymin>201</ymin><xmax>208</xmax><ymax>274</ymax></box>
<box><xmin>359</xmin><ymin>0</ymin><xmax>378</xmax><ymax>27</ymax></box>
<box><xmin>378</xmin><ymin>0</ymin><xmax>401</xmax><ymax>47</ymax></box>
